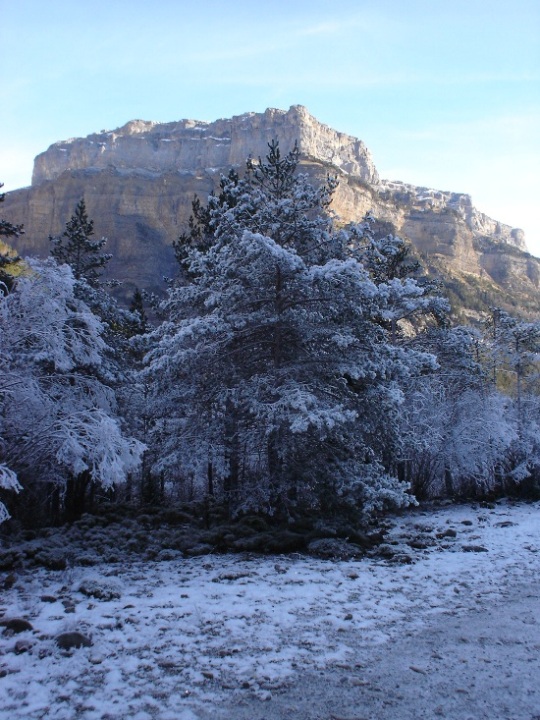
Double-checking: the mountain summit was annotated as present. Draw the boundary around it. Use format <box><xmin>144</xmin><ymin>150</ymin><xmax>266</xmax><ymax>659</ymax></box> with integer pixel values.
<box><xmin>32</xmin><ymin>105</ymin><xmax>379</xmax><ymax>187</ymax></box>
<box><xmin>4</xmin><ymin>106</ymin><xmax>539</xmax><ymax>317</ymax></box>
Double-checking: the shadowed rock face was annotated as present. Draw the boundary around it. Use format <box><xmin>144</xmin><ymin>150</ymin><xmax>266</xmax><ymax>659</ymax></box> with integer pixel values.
<box><xmin>3</xmin><ymin>105</ymin><xmax>538</xmax><ymax>313</ymax></box>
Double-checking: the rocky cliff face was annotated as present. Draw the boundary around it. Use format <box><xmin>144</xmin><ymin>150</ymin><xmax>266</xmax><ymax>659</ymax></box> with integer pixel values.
<box><xmin>32</xmin><ymin>105</ymin><xmax>379</xmax><ymax>186</ymax></box>
<box><xmin>4</xmin><ymin>105</ymin><xmax>538</xmax><ymax>316</ymax></box>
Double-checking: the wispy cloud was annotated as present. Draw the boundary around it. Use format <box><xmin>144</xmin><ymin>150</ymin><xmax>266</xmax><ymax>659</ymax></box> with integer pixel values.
<box><xmin>296</xmin><ymin>20</ymin><xmax>352</xmax><ymax>37</ymax></box>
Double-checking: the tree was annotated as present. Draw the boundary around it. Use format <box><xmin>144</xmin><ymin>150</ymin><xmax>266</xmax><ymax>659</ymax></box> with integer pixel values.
<box><xmin>174</xmin><ymin>140</ymin><xmax>339</xmax><ymax>267</ymax></box>
<box><xmin>350</xmin><ymin>216</ymin><xmax>449</xmax><ymax>339</ymax></box>
<box><xmin>401</xmin><ymin>325</ymin><xmax>516</xmax><ymax>497</ymax></box>
<box><xmin>0</xmin><ymin>182</ymin><xmax>23</xmax><ymax>293</ymax></box>
<box><xmin>0</xmin><ymin>465</ymin><xmax>22</xmax><ymax>524</ymax></box>
<box><xmin>128</xmin><ymin>287</ymin><xmax>148</xmax><ymax>336</ymax></box>
<box><xmin>143</xmin><ymin>142</ymin><xmax>435</xmax><ymax>520</ymax></box>
<box><xmin>484</xmin><ymin>309</ymin><xmax>540</xmax><ymax>489</ymax></box>
<box><xmin>49</xmin><ymin>199</ymin><xmax>111</xmax><ymax>285</ymax></box>
<box><xmin>173</xmin><ymin>168</ymin><xmax>241</xmax><ymax>262</ymax></box>
<box><xmin>0</xmin><ymin>182</ymin><xmax>23</xmax><ymax>241</ymax></box>
<box><xmin>486</xmin><ymin>309</ymin><xmax>540</xmax><ymax>419</ymax></box>
<box><xmin>49</xmin><ymin>200</ymin><xmax>150</xmax><ymax>506</ymax></box>
<box><xmin>0</xmin><ymin>258</ymin><xmax>144</xmax><ymax>523</ymax></box>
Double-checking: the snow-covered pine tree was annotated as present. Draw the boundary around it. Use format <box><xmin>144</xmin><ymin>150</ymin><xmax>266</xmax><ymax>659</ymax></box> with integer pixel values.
<box><xmin>49</xmin><ymin>198</ymin><xmax>112</xmax><ymax>286</ymax></box>
<box><xmin>349</xmin><ymin>215</ymin><xmax>450</xmax><ymax>339</ymax></box>
<box><xmin>0</xmin><ymin>182</ymin><xmax>23</xmax><ymax>242</ymax></box>
<box><xmin>48</xmin><ymin>199</ymin><xmax>150</xmax><ymax>506</ymax></box>
<box><xmin>0</xmin><ymin>259</ymin><xmax>144</xmax><ymax>523</ymax></box>
<box><xmin>0</xmin><ymin>182</ymin><xmax>23</xmax><ymax>293</ymax></box>
<box><xmin>129</xmin><ymin>287</ymin><xmax>148</xmax><ymax>336</ymax></box>
<box><xmin>143</xmin><ymin>142</ymin><xmax>436</xmax><ymax>520</ymax></box>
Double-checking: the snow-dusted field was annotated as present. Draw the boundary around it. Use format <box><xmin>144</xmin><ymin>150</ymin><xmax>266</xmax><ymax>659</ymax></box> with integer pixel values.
<box><xmin>1</xmin><ymin>500</ymin><xmax>539</xmax><ymax>720</ymax></box>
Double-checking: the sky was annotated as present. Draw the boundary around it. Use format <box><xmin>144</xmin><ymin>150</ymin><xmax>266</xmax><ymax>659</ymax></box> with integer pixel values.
<box><xmin>2</xmin><ymin>0</ymin><xmax>539</xmax><ymax>254</ymax></box>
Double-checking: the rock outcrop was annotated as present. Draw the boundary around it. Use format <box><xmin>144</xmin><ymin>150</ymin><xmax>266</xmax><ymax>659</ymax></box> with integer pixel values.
<box><xmin>3</xmin><ymin>105</ymin><xmax>538</xmax><ymax>316</ymax></box>
<box><xmin>32</xmin><ymin>106</ymin><xmax>379</xmax><ymax>186</ymax></box>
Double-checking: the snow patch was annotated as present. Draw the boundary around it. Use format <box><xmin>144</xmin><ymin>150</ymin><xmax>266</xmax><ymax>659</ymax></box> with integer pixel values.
<box><xmin>1</xmin><ymin>501</ymin><xmax>539</xmax><ymax>718</ymax></box>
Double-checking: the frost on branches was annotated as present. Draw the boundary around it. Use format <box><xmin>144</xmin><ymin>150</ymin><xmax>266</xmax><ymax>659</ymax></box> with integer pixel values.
<box><xmin>399</xmin><ymin>316</ymin><xmax>540</xmax><ymax>499</ymax></box>
<box><xmin>400</xmin><ymin>326</ymin><xmax>514</xmax><ymax>498</ymax></box>
<box><xmin>144</xmin><ymin>142</ymin><xmax>438</xmax><ymax>519</ymax></box>
<box><xmin>0</xmin><ymin>259</ymin><xmax>144</xmax><ymax>523</ymax></box>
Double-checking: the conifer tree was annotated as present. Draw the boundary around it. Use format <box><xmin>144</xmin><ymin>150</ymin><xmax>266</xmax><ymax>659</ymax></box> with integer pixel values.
<box><xmin>0</xmin><ymin>182</ymin><xmax>23</xmax><ymax>240</ymax></box>
<box><xmin>0</xmin><ymin>183</ymin><xmax>23</xmax><ymax>293</ymax></box>
<box><xmin>129</xmin><ymin>287</ymin><xmax>148</xmax><ymax>335</ymax></box>
<box><xmin>0</xmin><ymin>259</ymin><xmax>144</xmax><ymax>523</ymax></box>
<box><xmin>144</xmin><ymin>142</ymin><xmax>435</xmax><ymax>520</ymax></box>
<box><xmin>49</xmin><ymin>199</ymin><xmax>111</xmax><ymax>285</ymax></box>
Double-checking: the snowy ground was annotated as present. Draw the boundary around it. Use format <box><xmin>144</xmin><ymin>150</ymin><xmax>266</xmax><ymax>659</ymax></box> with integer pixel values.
<box><xmin>1</xmin><ymin>500</ymin><xmax>539</xmax><ymax>720</ymax></box>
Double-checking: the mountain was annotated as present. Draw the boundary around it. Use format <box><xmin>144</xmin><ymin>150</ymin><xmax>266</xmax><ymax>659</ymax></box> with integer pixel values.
<box><xmin>3</xmin><ymin>105</ymin><xmax>539</xmax><ymax>318</ymax></box>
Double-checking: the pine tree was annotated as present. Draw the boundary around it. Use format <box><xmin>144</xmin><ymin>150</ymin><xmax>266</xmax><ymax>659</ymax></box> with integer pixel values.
<box><xmin>48</xmin><ymin>199</ymin><xmax>130</xmax><ymax>411</ymax></box>
<box><xmin>0</xmin><ymin>258</ymin><xmax>144</xmax><ymax>523</ymax></box>
<box><xmin>350</xmin><ymin>215</ymin><xmax>449</xmax><ymax>339</ymax></box>
<box><xmin>143</xmin><ymin>142</ymin><xmax>435</xmax><ymax>520</ymax></box>
<box><xmin>128</xmin><ymin>287</ymin><xmax>148</xmax><ymax>335</ymax></box>
<box><xmin>0</xmin><ymin>182</ymin><xmax>23</xmax><ymax>240</ymax></box>
<box><xmin>173</xmin><ymin>168</ymin><xmax>241</xmax><ymax>262</ymax></box>
<box><xmin>174</xmin><ymin>140</ymin><xmax>339</xmax><ymax>268</ymax></box>
<box><xmin>49</xmin><ymin>199</ymin><xmax>111</xmax><ymax>285</ymax></box>
<box><xmin>0</xmin><ymin>183</ymin><xmax>23</xmax><ymax>293</ymax></box>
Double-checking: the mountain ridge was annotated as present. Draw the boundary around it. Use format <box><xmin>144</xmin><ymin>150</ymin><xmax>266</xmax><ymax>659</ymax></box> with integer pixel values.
<box><xmin>31</xmin><ymin>105</ymin><xmax>379</xmax><ymax>187</ymax></box>
<box><xmin>3</xmin><ymin>105</ymin><xmax>538</xmax><ymax>318</ymax></box>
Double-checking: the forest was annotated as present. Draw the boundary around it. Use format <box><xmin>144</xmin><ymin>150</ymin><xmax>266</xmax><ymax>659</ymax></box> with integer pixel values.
<box><xmin>1</xmin><ymin>142</ymin><xmax>540</xmax><ymax>532</ymax></box>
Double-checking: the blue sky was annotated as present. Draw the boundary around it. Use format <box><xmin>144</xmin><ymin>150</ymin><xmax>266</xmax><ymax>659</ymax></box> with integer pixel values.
<box><xmin>2</xmin><ymin>0</ymin><xmax>539</xmax><ymax>253</ymax></box>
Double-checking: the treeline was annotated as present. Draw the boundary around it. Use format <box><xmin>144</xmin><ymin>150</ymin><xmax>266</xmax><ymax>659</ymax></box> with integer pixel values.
<box><xmin>1</xmin><ymin>147</ymin><xmax>539</xmax><ymax>529</ymax></box>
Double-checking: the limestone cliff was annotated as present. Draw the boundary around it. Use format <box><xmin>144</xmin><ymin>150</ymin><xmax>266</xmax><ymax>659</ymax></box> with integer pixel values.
<box><xmin>3</xmin><ymin>105</ymin><xmax>539</xmax><ymax>317</ymax></box>
<box><xmin>32</xmin><ymin>105</ymin><xmax>378</xmax><ymax>185</ymax></box>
